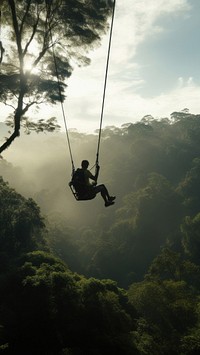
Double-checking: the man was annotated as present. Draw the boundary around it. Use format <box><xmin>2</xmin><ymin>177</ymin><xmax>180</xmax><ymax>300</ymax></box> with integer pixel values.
<box><xmin>75</xmin><ymin>160</ymin><xmax>116</xmax><ymax>207</ymax></box>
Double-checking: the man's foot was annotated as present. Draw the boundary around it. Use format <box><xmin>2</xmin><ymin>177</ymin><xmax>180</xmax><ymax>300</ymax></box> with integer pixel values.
<box><xmin>105</xmin><ymin>201</ymin><xmax>115</xmax><ymax>207</ymax></box>
<box><xmin>108</xmin><ymin>196</ymin><xmax>116</xmax><ymax>202</ymax></box>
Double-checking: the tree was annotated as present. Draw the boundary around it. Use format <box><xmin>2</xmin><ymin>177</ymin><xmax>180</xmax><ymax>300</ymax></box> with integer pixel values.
<box><xmin>0</xmin><ymin>0</ymin><xmax>113</xmax><ymax>153</ymax></box>
<box><xmin>0</xmin><ymin>176</ymin><xmax>46</xmax><ymax>261</ymax></box>
<box><xmin>178</xmin><ymin>158</ymin><xmax>200</xmax><ymax>215</ymax></box>
<box><xmin>0</xmin><ymin>250</ymin><xmax>138</xmax><ymax>354</ymax></box>
<box><xmin>146</xmin><ymin>247</ymin><xmax>200</xmax><ymax>290</ymax></box>
<box><xmin>128</xmin><ymin>279</ymin><xmax>197</xmax><ymax>355</ymax></box>
<box><xmin>0</xmin><ymin>177</ymin><xmax>137</xmax><ymax>354</ymax></box>
<box><xmin>114</xmin><ymin>173</ymin><xmax>184</xmax><ymax>278</ymax></box>
<box><xmin>181</xmin><ymin>213</ymin><xmax>200</xmax><ymax>264</ymax></box>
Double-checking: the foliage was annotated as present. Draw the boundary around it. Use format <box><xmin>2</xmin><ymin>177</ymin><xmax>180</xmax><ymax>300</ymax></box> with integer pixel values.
<box><xmin>2</xmin><ymin>109</ymin><xmax>200</xmax><ymax>352</ymax></box>
<box><xmin>0</xmin><ymin>176</ymin><xmax>46</xmax><ymax>259</ymax></box>
<box><xmin>0</xmin><ymin>0</ymin><xmax>113</xmax><ymax>153</ymax></box>
<box><xmin>181</xmin><ymin>213</ymin><xmax>200</xmax><ymax>264</ymax></box>
<box><xmin>128</xmin><ymin>279</ymin><xmax>197</xmax><ymax>354</ymax></box>
<box><xmin>0</xmin><ymin>177</ymin><xmax>137</xmax><ymax>354</ymax></box>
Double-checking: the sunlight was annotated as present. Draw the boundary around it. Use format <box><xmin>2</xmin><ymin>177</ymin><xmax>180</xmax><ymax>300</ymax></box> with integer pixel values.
<box><xmin>23</xmin><ymin>39</ymin><xmax>41</xmax><ymax>75</ymax></box>
<box><xmin>23</xmin><ymin>55</ymin><xmax>40</xmax><ymax>75</ymax></box>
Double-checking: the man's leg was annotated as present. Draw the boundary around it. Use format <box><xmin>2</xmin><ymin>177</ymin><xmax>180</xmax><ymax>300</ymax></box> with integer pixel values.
<box><xmin>94</xmin><ymin>184</ymin><xmax>108</xmax><ymax>202</ymax></box>
<box><xmin>94</xmin><ymin>185</ymin><xmax>115</xmax><ymax>206</ymax></box>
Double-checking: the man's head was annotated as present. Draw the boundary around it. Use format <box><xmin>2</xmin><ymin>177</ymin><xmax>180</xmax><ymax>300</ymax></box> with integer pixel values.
<box><xmin>81</xmin><ymin>160</ymin><xmax>89</xmax><ymax>169</ymax></box>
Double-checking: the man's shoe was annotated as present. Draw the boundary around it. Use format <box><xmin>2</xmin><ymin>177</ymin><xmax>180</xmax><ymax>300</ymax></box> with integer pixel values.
<box><xmin>105</xmin><ymin>201</ymin><xmax>115</xmax><ymax>207</ymax></box>
<box><xmin>109</xmin><ymin>196</ymin><xmax>116</xmax><ymax>202</ymax></box>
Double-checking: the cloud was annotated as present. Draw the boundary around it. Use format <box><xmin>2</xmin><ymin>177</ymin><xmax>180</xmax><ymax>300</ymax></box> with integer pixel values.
<box><xmin>67</xmin><ymin>76</ymin><xmax>200</xmax><ymax>133</ymax></box>
<box><xmin>110</xmin><ymin>0</ymin><xmax>190</xmax><ymax>65</ymax></box>
<box><xmin>61</xmin><ymin>0</ymin><xmax>195</xmax><ymax>132</ymax></box>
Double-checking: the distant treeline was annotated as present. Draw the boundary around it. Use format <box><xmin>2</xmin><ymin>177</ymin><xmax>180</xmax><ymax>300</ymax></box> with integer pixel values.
<box><xmin>1</xmin><ymin>110</ymin><xmax>200</xmax><ymax>354</ymax></box>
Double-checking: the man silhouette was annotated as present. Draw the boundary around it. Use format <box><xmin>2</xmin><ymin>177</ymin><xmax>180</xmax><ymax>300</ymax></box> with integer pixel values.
<box><xmin>77</xmin><ymin>160</ymin><xmax>116</xmax><ymax>207</ymax></box>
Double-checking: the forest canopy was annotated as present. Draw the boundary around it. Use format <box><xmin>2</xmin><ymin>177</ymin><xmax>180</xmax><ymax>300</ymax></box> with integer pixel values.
<box><xmin>1</xmin><ymin>110</ymin><xmax>200</xmax><ymax>353</ymax></box>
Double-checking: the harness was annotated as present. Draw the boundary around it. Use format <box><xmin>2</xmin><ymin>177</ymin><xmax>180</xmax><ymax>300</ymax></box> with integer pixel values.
<box><xmin>69</xmin><ymin>168</ymin><xmax>97</xmax><ymax>201</ymax></box>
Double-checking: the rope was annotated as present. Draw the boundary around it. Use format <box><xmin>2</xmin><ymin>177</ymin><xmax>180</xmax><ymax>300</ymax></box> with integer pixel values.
<box><xmin>47</xmin><ymin>10</ymin><xmax>75</xmax><ymax>172</ymax></box>
<box><xmin>47</xmin><ymin>0</ymin><xmax>116</xmax><ymax>174</ymax></box>
<box><xmin>96</xmin><ymin>0</ymin><xmax>116</xmax><ymax>166</ymax></box>
<box><xmin>51</xmin><ymin>44</ymin><xmax>75</xmax><ymax>172</ymax></box>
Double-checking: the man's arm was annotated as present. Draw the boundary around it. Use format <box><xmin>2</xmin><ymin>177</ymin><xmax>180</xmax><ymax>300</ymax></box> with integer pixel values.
<box><xmin>88</xmin><ymin>165</ymin><xmax>100</xmax><ymax>182</ymax></box>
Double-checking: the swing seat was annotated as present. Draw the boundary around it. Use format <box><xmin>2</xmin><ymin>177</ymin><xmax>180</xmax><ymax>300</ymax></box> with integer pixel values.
<box><xmin>69</xmin><ymin>181</ymin><xmax>96</xmax><ymax>201</ymax></box>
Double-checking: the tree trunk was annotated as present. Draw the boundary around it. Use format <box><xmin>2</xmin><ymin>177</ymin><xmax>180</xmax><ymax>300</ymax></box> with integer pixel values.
<box><xmin>0</xmin><ymin>129</ymin><xmax>20</xmax><ymax>154</ymax></box>
<box><xmin>0</xmin><ymin>0</ymin><xmax>25</xmax><ymax>154</ymax></box>
<box><xmin>0</xmin><ymin>105</ymin><xmax>22</xmax><ymax>153</ymax></box>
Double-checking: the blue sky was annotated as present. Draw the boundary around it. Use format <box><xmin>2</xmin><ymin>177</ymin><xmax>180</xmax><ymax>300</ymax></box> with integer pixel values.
<box><xmin>136</xmin><ymin>0</ymin><xmax>200</xmax><ymax>96</ymax></box>
<box><xmin>63</xmin><ymin>0</ymin><xmax>200</xmax><ymax>132</ymax></box>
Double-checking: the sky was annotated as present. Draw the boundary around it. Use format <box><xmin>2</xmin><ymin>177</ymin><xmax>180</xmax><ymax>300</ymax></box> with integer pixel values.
<box><xmin>61</xmin><ymin>0</ymin><xmax>200</xmax><ymax>133</ymax></box>
<box><xmin>1</xmin><ymin>0</ymin><xmax>200</xmax><ymax>134</ymax></box>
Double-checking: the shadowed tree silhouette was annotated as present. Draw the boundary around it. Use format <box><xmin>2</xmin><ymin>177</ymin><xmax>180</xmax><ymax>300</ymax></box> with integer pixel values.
<box><xmin>0</xmin><ymin>0</ymin><xmax>113</xmax><ymax>154</ymax></box>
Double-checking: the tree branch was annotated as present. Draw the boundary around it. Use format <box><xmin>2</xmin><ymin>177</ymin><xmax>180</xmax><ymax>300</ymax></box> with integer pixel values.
<box><xmin>0</xmin><ymin>130</ymin><xmax>20</xmax><ymax>154</ymax></box>
<box><xmin>8</xmin><ymin>0</ymin><xmax>23</xmax><ymax>62</ymax></box>
<box><xmin>23</xmin><ymin>13</ymin><xmax>40</xmax><ymax>57</ymax></box>
<box><xmin>19</xmin><ymin>0</ymin><xmax>31</xmax><ymax>37</ymax></box>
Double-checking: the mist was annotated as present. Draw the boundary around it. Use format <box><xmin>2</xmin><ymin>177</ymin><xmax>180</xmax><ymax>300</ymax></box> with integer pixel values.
<box><xmin>0</xmin><ymin>126</ymin><xmax>119</xmax><ymax>228</ymax></box>
<box><xmin>2</xmin><ymin>111</ymin><xmax>200</xmax><ymax>285</ymax></box>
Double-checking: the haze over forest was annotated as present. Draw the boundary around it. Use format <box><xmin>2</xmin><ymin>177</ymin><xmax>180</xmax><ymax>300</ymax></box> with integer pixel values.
<box><xmin>0</xmin><ymin>121</ymin><xmax>119</xmax><ymax>226</ymax></box>
<box><xmin>1</xmin><ymin>109</ymin><xmax>200</xmax><ymax>274</ymax></box>
<box><xmin>2</xmin><ymin>110</ymin><xmax>200</xmax><ymax>353</ymax></box>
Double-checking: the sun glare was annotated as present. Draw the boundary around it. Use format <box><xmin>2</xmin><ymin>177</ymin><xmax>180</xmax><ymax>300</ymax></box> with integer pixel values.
<box><xmin>23</xmin><ymin>53</ymin><xmax>41</xmax><ymax>75</ymax></box>
<box><xmin>24</xmin><ymin>59</ymin><xmax>39</xmax><ymax>74</ymax></box>
<box><xmin>23</xmin><ymin>40</ymin><xmax>41</xmax><ymax>75</ymax></box>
